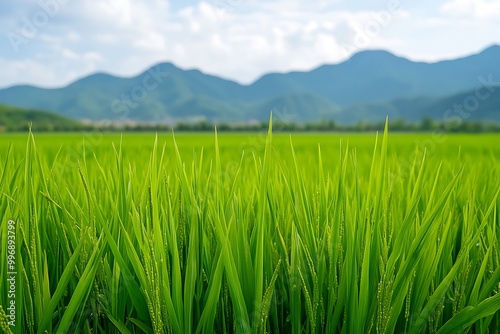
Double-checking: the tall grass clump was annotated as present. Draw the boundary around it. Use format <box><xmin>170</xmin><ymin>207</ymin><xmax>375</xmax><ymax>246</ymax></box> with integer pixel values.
<box><xmin>0</xmin><ymin>118</ymin><xmax>499</xmax><ymax>333</ymax></box>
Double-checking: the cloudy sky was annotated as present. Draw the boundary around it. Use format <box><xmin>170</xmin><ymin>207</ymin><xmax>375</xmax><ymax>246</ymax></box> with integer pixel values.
<box><xmin>1</xmin><ymin>0</ymin><xmax>499</xmax><ymax>89</ymax></box>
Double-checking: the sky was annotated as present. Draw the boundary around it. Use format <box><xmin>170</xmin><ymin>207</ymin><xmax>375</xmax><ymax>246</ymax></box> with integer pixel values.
<box><xmin>0</xmin><ymin>0</ymin><xmax>499</xmax><ymax>89</ymax></box>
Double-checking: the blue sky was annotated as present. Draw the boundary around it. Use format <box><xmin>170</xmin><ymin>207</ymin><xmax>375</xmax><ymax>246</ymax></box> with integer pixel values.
<box><xmin>1</xmin><ymin>0</ymin><xmax>499</xmax><ymax>88</ymax></box>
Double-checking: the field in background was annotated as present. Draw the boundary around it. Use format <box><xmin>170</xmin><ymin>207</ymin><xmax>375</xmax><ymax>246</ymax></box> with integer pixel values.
<box><xmin>0</xmin><ymin>128</ymin><xmax>499</xmax><ymax>333</ymax></box>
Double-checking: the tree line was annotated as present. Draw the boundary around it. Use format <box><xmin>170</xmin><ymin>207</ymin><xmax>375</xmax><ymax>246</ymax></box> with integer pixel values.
<box><xmin>2</xmin><ymin>117</ymin><xmax>500</xmax><ymax>133</ymax></box>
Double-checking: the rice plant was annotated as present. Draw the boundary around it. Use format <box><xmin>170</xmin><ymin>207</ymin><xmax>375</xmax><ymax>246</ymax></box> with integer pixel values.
<box><xmin>0</xmin><ymin>119</ymin><xmax>499</xmax><ymax>333</ymax></box>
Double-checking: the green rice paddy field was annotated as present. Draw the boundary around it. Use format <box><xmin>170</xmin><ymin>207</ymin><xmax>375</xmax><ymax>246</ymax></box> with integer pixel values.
<box><xmin>0</xmin><ymin>126</ymin><xmax>499</xmax><ymax>333</ymax></box>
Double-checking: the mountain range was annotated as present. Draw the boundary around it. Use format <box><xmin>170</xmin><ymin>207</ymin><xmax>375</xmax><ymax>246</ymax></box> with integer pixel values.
<box><xmin>0</xmin><ymin>45</ymin><xmax>499</xmax><ymax>124</ymax></box>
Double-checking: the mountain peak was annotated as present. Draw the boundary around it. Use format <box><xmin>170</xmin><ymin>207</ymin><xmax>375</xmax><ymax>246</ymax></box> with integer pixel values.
<box><xmin>480</xmin><ymin>44</ymin><xmax>500</xmax><ymax>54</ymax></box>
<box><xmin>66</xmin><ymin>72</ymin><xmax>121</xmax><ymax>88</ymax></box>
<box><xmin>152</xmin><ymin>61</ymin><xmax>179</xmax><ymax>70</ymax></box>
<box><xmin>352</xmin><ymin>49</ymin><xmax>395</xmax><ymax>57</ymax></box>
<box><xmin>348</xmin><ymin>49</ymin><xmax>408</xmax><ymax>64</ymax></box>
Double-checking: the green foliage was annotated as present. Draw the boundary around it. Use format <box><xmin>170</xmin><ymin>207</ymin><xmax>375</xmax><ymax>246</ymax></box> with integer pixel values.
<box><xmin>0</xmin><ymin>122</ymin><xmax>499</xmax><ymax>333</ymax></box>
<box><xmin>0</xmin><ymin>104</ymin><xmax>83</xmax><ymax>132</ymax></box>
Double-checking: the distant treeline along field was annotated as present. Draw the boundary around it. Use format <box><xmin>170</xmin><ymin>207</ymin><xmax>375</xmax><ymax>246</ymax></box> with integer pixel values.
<box><xmin>1</xmin><ymin>103</ymin><xmax>499</xmax><ymax>133</ymax></box>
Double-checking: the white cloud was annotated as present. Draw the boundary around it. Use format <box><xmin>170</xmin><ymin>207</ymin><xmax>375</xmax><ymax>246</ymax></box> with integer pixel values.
<box><xmin>84</xmin><ymin>52</ymin><xmax>103</xmax><ymax>62</ymax></box>
<box><xmin>416</xmin><ymin>17</ymin><xmax>449</xmax><ymax>28</ymax></box>
<box><xmin>66</xmin><ymin>31</ymin><xmax>80</xmax><ymax>42</ymax></box>
<box><xmin>0</xmin><ymin>57</ymin><xmax>59</xmax><ymax>87</ymax></box>
<box><xmin>441</xmin><ymin>0</ymin><xmax>500</xmax><ymax>19</ymax></box>
<box><xmin>132</xmin><ymin>32</ymin><xmax>167</xmax><ymax>51</ymax></box>
<box><xmin>159</xmin><ymin>2</ymin><xmax>416</xmax><ymax>82</ymax></box>
<box><xmin>0</xmin><ymin>0</ymin><xmax>499</xmax><ymax>88</ymax></box>
<box><xmin>97</xmin><ymin>0</ymin><xmax>133</xmax><ymax>26</ymax></box>
<box><xmin>62</xmin><ymin>48</ymin><xmax>78</xmax><ymax>59</ymax></box>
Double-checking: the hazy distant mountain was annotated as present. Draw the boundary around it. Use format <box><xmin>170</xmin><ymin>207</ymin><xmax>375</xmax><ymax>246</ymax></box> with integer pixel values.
<box><xmin>336</xmin><ymin>87</ymin><xmax>500</xmax><ymax>124</ymax></box>
<box><xmin>249</xmin><ymin>45</ymin><xmax>500</xmax><ymax>105</ymax></box>
<box><xmin>0</xmin><ymin>45</ymin><xmax>499</xmax><ymax>123</ymax></box>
